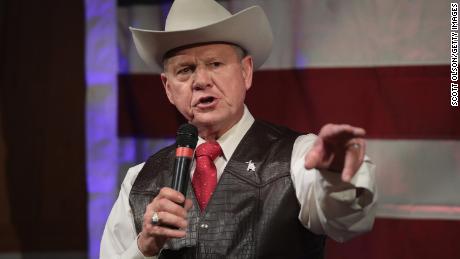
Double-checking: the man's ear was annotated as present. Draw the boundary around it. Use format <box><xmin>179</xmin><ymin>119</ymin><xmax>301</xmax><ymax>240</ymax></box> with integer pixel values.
<box><xmin>161</xmin><ymin>73</ymin><xmax>175</xmax><ymax>105</ymax></box>
<box><xmin>241</xmin><ymin>55</ymin><xmax>254</xmax><ymax>91</ymax></box>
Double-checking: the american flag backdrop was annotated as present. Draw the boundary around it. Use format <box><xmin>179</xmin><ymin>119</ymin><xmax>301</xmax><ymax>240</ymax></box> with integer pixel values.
<box><xmin>86</xmin><ymin>0</ymin><xmax>460</xmax><ymax>258</ymax></box>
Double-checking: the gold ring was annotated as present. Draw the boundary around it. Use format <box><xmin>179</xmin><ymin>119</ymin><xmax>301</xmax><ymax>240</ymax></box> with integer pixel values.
<box><xmin>151</xmin><ymin>212</ymin><xmax>160</xmax><ymax>225</ymax></box>
<box><xmin>350</xmin><ymin>143</ymin><xmax>360</xmax><ymax>149</ymax></box>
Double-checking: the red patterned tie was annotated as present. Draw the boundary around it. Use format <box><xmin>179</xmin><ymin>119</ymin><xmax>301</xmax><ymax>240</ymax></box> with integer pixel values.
<box><xmin>192</xmin><ymin>141</ymin><xmax>222</xmax><ymax>212</ymax></box>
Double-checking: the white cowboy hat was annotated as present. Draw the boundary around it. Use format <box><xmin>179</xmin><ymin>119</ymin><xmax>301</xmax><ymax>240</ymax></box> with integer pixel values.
<box><xmin>129</xmin><ymin>0</ymin><xmax>273</xmax><ymax>69</ymax></box>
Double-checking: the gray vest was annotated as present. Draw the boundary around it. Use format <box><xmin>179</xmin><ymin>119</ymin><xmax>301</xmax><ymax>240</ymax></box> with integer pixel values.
<box><xmin>129</xmin><ymin>121</ymin><xmax>325</xmax><ymax>258</ymax></box>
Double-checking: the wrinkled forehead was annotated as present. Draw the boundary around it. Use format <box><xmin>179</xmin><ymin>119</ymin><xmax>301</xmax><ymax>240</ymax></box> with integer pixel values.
<box><xmin>162</xmin><ymin>42</ymin><xmax>246</xmax><ymax>69</ymax></box>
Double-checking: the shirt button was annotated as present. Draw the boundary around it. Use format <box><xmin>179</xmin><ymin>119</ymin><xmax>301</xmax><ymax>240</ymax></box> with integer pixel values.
<box><xmin>200</xmin><ymin>223</ymin><xmax>209</xmax><ymax>229</ymax></box>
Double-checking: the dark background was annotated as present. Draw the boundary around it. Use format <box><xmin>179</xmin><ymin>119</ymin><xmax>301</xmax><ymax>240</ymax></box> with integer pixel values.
<box><xmin>0</xmin><ymin>0</ymin><xmax>87</xmax><ymax>255</ymax></box>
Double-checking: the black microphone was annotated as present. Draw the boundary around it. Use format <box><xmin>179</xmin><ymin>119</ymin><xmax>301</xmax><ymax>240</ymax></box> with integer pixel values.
<box><xmin>171</xmin><ymin>123</ymin><xmax>198</xmax><ymax>199</ymax></box>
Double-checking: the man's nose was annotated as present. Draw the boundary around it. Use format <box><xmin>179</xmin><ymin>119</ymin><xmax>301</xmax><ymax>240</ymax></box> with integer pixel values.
<box><xmin>192</xmin><ymin>67</ymin><xmax>212</xmax><ymax>90</ymax></box>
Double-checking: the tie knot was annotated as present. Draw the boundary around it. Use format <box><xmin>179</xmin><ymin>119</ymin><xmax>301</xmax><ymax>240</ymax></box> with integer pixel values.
<box><xmin>195</xmin><ymin>141</ymin><xmax>222</xmax><ymax>161</ymax></box>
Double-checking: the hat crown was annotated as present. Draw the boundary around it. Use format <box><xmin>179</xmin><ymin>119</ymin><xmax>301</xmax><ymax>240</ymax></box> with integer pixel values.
<box><xmin>166</xmin><ymin>0</ymin><xmax>232</xmax><ymax>31</ymax></box>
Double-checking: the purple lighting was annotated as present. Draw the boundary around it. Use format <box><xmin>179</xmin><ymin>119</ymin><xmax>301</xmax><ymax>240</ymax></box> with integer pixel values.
<box><xmin>85</xmin><ymin>1</ymin><xmax>182</xmax><ymax>257</ymax></box>
<box><xmin>85</xmin><ymin>0</ymin><xmax>118</xmax><ymax>258</ymax></box>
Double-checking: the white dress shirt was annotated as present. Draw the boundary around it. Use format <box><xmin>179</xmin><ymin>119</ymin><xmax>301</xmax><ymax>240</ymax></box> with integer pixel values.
<box><xmin>100</xmin><ymin>106</ymin><xmax>377</xmax><ymax>259</ymax></box>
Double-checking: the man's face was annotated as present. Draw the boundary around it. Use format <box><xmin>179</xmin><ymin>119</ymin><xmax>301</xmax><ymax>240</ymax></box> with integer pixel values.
<box><xmin>161</xmin><ymin>43</ymin><xmax>253</xmax><ymax>138</ymax></box>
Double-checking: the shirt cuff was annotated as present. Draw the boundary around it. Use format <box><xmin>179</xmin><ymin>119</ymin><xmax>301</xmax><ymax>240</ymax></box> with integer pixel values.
<box><xmin>122</xmin><ymin>235</ymin><xmax>158</xmax><ymax>259</ymax></box>
<box><xmin>317</xmin><ymin>156</ymin><xmax>376</xmax><ymax>209</ymax></box>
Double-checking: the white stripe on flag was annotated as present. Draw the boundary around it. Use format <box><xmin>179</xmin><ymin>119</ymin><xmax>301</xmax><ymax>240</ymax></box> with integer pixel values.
<box><xmin>118</xmin><ymin>0</ymin><xmax>449</xmax><ymax>74</ymax></box>
<box><xmin>368</xmin><ymin>140</ymin><xmax>460</xmax><ymax>219</ymax></box>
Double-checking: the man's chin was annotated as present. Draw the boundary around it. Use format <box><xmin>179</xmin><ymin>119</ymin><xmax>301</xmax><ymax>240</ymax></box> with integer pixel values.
<box><xmin>192</xmin><ymin>118</ymin><xmax>219</xmax><ymax>128</ymax></box>
<box><xmin>191</xmin><ymin>112</ymin><xmax>225</xmax><ymax>128</ymax></box>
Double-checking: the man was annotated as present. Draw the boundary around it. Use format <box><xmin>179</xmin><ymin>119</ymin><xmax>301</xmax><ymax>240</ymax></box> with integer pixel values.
<box><xmin>101</xmin><ymin>0</ymin><xmax>376</xmax><ymax>258</ymax></box>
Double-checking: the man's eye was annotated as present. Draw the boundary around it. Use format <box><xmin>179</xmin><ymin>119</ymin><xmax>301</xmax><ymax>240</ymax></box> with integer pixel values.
<box><xmin>210</xmin><ymin>62</ymin><xmax>222</xmax><ymax>68</ymax></box>
<box><xmin>177</xmin><ymin>67</ymin><xmax>192</xmax><ymax>75</ymax></box>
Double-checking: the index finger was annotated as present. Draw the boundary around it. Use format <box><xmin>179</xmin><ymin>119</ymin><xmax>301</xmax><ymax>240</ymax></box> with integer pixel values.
<box><xmin>318</xmin><ymin>124</ymin><xmax>366</xmax><ymax>141</ymax></box>
<box><xmin>342</xmin><ymin>139</ymin><xmax>366</xmax><ymax>182</ymax></box>
<box><xmin>157</xmin><ymin>187</ymin><xmax>186</xmax><ymax>205</ymax></box>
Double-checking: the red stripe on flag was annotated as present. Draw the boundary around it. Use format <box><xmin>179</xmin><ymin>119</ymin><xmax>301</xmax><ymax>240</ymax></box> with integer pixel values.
<box><xmin>118</xmin><ymin>74</ymin><xmax>186</xmax><ymax>138</ymax></box>
<box><xmin>118</xmin><ymin>65</ymin><xmax>458</xmax><ymax>138</ymax></box>
<box><xmin>326</xmin><ymin>218</ymin><xmax>460</xmax><ymax>259</ymax></box>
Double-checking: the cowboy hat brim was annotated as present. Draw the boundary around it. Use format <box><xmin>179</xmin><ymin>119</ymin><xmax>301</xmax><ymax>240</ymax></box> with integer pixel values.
<box><xmin>130</xmin><ymin>6</ymin><xmax>273</xmax><ymax>69</ymax></box>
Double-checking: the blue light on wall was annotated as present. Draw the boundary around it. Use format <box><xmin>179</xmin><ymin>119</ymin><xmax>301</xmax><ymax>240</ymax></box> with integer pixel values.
<box><xmin>85</xmin><ymin>0</ymin><xmax>118</xmax><ymax>258</ymax></box>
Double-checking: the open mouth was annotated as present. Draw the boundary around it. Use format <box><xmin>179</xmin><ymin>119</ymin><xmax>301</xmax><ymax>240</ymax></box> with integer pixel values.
<box><xmin>199</xmin><ymin>96</ymin><xmax>215</xmax><ymax>104</ymax></box>
<box><xmin>195</xmin><ymin>96</ymin><xmax>217</xmax><ymax>108</ymax></box>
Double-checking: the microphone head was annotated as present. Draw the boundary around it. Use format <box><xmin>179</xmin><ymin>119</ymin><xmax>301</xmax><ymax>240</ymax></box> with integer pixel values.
<box><xmin>176</xmin><ymin>123</ymin><xmax>198</xmax><ymax>148</ymax></box>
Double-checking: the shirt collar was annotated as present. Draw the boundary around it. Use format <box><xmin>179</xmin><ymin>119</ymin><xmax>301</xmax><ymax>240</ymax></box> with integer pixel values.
<box><xmin>197</xmin><ymin>105</ymin><xmax>254</xmax><ymax>161</ymax></box>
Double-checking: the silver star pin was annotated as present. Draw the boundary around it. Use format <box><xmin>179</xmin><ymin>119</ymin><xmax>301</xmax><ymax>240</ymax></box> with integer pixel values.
<box><xmin>245</xmin><ymin>160</ymin><xmax>256</xmax><ymax>172</ymax></box>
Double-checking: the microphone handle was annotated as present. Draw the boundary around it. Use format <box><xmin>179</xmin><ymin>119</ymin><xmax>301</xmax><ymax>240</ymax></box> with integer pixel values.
<box><xmin>171</xmin><ymin>156</ymin><xmax>192</xmax><ymax>197</ymax></box>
